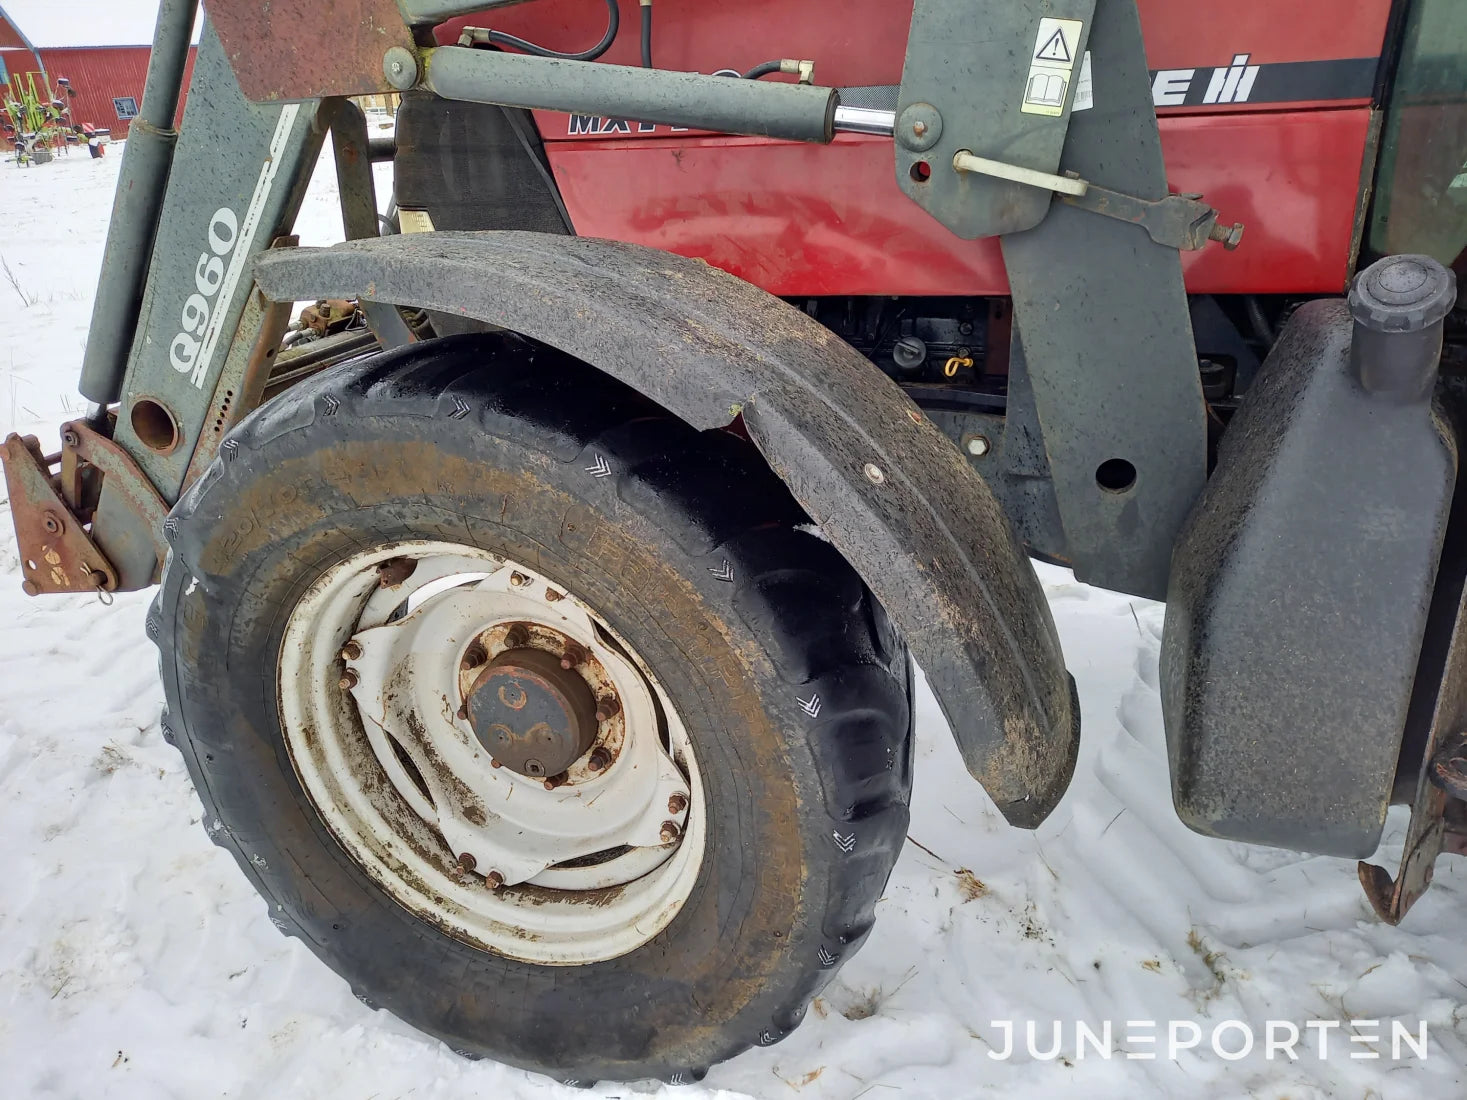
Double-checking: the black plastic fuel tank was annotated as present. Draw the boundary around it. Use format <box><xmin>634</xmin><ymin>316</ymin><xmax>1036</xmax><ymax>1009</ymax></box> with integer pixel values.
<box><xmin>1161</xmin><ymin>255</ymin><xmax>1458</xmax><ymax>857</ymax></box>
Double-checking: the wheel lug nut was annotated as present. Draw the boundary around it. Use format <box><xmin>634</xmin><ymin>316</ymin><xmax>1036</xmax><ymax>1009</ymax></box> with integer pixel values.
<box><xmin>509</xmin><ymin>571</ymin><xmax>529</xmax><ymax>587</ymax></box>
<box><xmin>560</xmin><ymin>642</ymin><xmax>587</xmax><ymax>670</ymax></box>
<box><xmin>544</xmin><ymin>589</ymin><xmax>563</xmax><ymax>602</ymax></box>
<box><xmin>543</xmin><ymin>771</ymin><xmax>568</xmax><ymax>791</ymax></box>
<box><xmin>490</xmin><ymin>758</ymin><xmax>502</xmax><ymax>769</ymax></box>
<box><xmin>461</xmin><ymin>642</ymin><xmax>488</xmax><ymax>670</ymax></box>
<box><xmin>338</xmin><ymin>669</ymin><xmax>359</xmax><ymax>690</ymax></box>
<box><xmin>457</xmin><ymin>852</ymin><xmax>477</xmax><ymax>872</ymax></box>
<box><xmin>668</xmin><ymin>792</ymin><xmax>689</xmax><ymax>815</ymax></box>
<box><xmin>587</xmin><ymin>747</ymin><xmax>612</xmax><ymax>772</ymax></box>
<box><xmin>594</xmin><ymin>696</ymin><xmax>621</xmax><ymax>722</ymax></box>
<box><xmin>660</xmin><ymin>821</ymin><xmax>681</xmax><ymax>844</ymax></box>
<box><xmin>457</xmin><ymin>703</ymin><xmax>469</xmax><ymax>721</ymax></box>
<box><xmin>503</xmin><ymin>624</ymin><xmax>529</xmax><ymax>649</ymax></box>
<box><xmin>485</xmin><ymin>870</ymin><xmax>504</xmax><ymax>889</ymax></box>
<box><xmin>341</xmin><ymin>640</ymin><xmax>362</xmax><ymax>661</ymax></box>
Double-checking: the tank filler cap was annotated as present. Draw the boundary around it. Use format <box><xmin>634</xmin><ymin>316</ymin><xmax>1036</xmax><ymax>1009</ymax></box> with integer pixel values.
<box><xmin>1349</xmin><ymin>254</ymin><xmax>1456</xmax><ymax>334</ymax></box>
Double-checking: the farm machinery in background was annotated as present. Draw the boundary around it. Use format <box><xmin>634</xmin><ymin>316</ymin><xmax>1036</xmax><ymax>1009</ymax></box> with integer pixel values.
<box><xmin>4</xmin><ymin>0</ymin><xmax>1467</xmax><ymax>1086</ymax></box>
<box><xmin>3</xmin><ymin>70</ymin><xmax>109</xmax><ymax>164</ymax></box>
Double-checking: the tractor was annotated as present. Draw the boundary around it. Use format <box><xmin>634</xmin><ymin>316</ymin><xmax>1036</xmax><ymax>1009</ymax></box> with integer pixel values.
<box><xmin>3</xmin><ymin>0</ymin><xmax>1466</xmax><ymax>1085</ymax></box>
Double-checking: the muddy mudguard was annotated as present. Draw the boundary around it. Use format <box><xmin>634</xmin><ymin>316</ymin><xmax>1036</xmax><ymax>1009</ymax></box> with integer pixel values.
<box><xmin>253</xmin><ymin>232</ymin><xmax>1078</xmax><ymax>825</ymax></box>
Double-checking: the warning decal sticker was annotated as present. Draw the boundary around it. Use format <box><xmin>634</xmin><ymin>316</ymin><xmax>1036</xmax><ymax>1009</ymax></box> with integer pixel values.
<box><xmin>1022</xmin><ymin>17</ymin><xmax>1084</xmax><ymax>117</ymax></box>
<box><xmin>1036</xmin><ymin>28</ymin><xmax>1073</xmax><ymax>64</ymax></box>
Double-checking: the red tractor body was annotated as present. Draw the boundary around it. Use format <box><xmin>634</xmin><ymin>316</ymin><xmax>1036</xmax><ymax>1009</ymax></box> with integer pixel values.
<box><xmin>450</xmin><ymin>0</ymin><xmax>1393</xmax><ymax>296</ymax></box>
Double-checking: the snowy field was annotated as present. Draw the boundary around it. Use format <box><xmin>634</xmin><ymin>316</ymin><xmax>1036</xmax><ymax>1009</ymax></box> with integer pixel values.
<box><xmin>3</xmin><ymin>145</ymin><xmax>1466</xmax><ymax>1100</ymax></box>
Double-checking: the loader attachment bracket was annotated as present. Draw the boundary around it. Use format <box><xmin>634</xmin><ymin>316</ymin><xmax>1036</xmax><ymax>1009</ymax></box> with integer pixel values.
<box><xmin>253</xmin><ymin>231</ymin><xmax>1081</xmax><ymax>826</ymax></box>
<box><xmin>2</xmin><ymin>433</ymin><xmax>117</xmax><ymax>596</ymax></box>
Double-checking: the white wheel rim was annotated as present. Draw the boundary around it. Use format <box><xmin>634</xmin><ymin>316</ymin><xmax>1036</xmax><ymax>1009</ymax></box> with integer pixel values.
<box><xmin>277</xmin><ymin>540</ymin><xmax>706</xmax><ymax>965</ymax></box>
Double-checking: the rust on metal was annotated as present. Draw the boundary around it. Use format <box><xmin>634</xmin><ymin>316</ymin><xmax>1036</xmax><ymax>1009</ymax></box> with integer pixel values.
<box><xmin>377</xmin><ymin>556</ymin><xmax>418</xmax><ymax>589</ymax></box>
<box><xmin>67</xmin><ymin>421</ymin><xmax>170</xmax><ymax>584</ymax></box>
<box><xmin>185</xmin><ymin>243</ymin><xmax>297</xmax><ymax>488</ymax></box>
<box><xmin>1359</xmin><ymin>584</ymin><xmax>1467</xmax><ymax>923</ymax></box>
<box><xmin>206</xmin><ymin>0</ymin><xmax>415</xmax><ymax>102</ymax></box>
<box><xmin>2</xmin><ymin>433</ymin><xmax>118</xmax><ymax>594</ymax></box>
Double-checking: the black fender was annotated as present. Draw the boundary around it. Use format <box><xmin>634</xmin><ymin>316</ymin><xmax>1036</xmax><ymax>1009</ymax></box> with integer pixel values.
<box><xmin>254</xmin><ymin>231</ymin><xmax>1078</xmax><ymax>825</ymax></box>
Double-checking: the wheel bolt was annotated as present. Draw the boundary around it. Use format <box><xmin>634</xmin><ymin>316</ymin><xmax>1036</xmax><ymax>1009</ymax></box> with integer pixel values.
<box><xmin>560</xmin><ymin>642</ymin><xmax>587</xmax><ymax>670</ymax></box>
<box><xmin>543</xmin><ymin>771</ymin><xmax>568</xmax><ymax>791</ymax></box>
<box><xmin>660</xmin><ymin>821</ymin><xmax>681</xmax><ymax>844</ymax></box>
<box><xmin>509</xmin><ymin>571</ymin><xmax>529</xmax><ymax>587</ymax></box>
<box><xmin>457</xmin><ymin>852</ymin><xmax>477</xmax><ymax>872</ymax></box>
<box><xmin>457</xmin><ymin>703</ymin><xmax>469</xmax><ymax>721</ymax></box>
<box><xmin>485</xmin><ymin>870</ymin><xmax>504</xmax><ymax>889</ymax></box>
<box><xmin>668</xmin><ymin>792</ymin><xmax>689</xmax><ymax>815</ymax></box>
<box><xmin>594</xmin><ymin>696</ymin><xmax>621</xmax><ymax>722</ymax></box>
<box><xmin>490</xmin><ymin>758</ymin><xmax>502</xmax><ymax>768</ymax></box>
<box><xmin>503</xmin><ymin>624</ymin><xmax>529</xmax><ymax>649</ymax></box>
<box><xmin>461</xmin><ymin>642</ymin><xmax>488</xmax><ymax>670</ymax></box>
<box><xmin>587</xmin><ymin>747</ymin><xmax>612</xmax><ymax>772</ymax></box>
<box><xmin>341</xmin><ymin>640</ymin><xmax>362</xmax><ymax>661</ymax></box>
<box><xmin>338</xmin><ymin>669</ymin><xmax>359</xmax><ymax>690</ymax></box>
<box><xmin>544</xmin><ymin>589</ymin><xmax>564</xmax><ymax>602</ymax></box>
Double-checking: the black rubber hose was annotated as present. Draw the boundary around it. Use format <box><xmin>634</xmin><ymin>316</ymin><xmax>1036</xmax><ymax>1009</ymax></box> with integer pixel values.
<box><xmin>1244</xmin><ymin>295</ymin><xmax>1275</xmax><ymax>346</ymax></box>
<box><xmin>742</xmin><ymin>60</ymin><xmax>785</xmax><ymax>80</ymax></box>
<box><xmin>640</xmin><ymin>2</ymin><xmax>653</xmax><ymax>68</ymax></box>
<box><xmin>488</xmin><ymin>0</ymin><xmax>620</xmax><ymax>62</ymax></box>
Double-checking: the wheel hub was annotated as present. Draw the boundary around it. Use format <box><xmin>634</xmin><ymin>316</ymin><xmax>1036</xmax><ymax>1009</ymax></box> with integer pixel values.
<box><xmin>467</xmin><ymin>647</ymin><xmax>598</xmax><ymax>777</ymax></box>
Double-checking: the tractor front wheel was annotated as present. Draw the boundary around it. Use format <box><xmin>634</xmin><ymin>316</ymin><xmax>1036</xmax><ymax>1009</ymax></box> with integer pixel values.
<box><xmin>151</xmin><ymin>333</ymin><xmax>913</xmax><ymax>1083</ymax></box>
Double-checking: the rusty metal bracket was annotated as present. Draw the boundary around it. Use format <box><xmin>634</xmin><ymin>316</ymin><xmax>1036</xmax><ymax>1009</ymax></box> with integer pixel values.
<box><xmin>1</xmin><ymin>434</ymin><xmax>118</xmax><ymax>595</ymax></box>
<box><xmin>1060</xmin><ymin>182</ymin><xmax>1244</xmax><ymax>251</ymax></box>
<box><xmin>1359</xmin><ymin>581</ymin><xmax>1467</xmax><ymax>924</ymax></box>
<box><xmin>66</xmin><ymin>422</ymin><xmax>171</xmax><ymax>584</ymax></box>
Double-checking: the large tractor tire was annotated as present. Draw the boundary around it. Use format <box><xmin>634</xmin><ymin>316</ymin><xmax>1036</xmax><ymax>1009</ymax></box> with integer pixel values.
<box><xmin>151</xmin><ymin>332</ymin><xmax>914</xmax><ymax>1084</ymax></box>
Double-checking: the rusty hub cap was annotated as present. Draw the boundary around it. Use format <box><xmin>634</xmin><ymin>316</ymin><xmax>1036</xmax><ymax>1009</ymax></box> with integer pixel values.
<box><xmin>467</xmin><ymin>647</ymin><xmax>598</xmax><ymax>777</ymax></box>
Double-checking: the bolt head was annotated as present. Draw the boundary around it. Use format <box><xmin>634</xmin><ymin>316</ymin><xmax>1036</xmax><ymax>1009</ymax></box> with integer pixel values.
<box><xmin>587</xmin><ymin>747</ymin><xmax>612</xmax><ymax>772</ymax></box>
<box><xmin>660</xmin><ymin>820</ymin><xmax>682</xmax><ymax>844</ymax></box>
<box><xmin>668</xmin><ymin>792</ymin><xmax>689</xmax><ymax>815</ymax></box>
<box><xmin>966</xmin><ymin>436</ymin><xmax>990</xmax><ymax>458</ymax></box>
<box><xmin>457</xmin><ymin>851</ymin><xmax>477</xmax><ymax>872</ymax></box>
<box><xmin>509</xmin><ymin>572</ymin><xmax>529</xmax><ymax>587</ymax></box>
<box><xmin>485</xmin><ymin>870</ymin><xmax>504</xmax><ymax>889</ymax></box>
<box><xmin>544</xmin><ymin>589</ymin><xmax>564</xmax><ymax>602</ymax></box>
<box><xmin>341</xmin><ymin>640</ymin><xmax>362</xmax><ymax>661</ymax></box>
<box><xmin>338</xmin><ymin>669</ymin><xmax>359</xmax><ymax>690</ymax></box>
<box><xmin>912</xmin><ymin>120</ymin><xmax>927</xmax><ymax>136</ymax></box>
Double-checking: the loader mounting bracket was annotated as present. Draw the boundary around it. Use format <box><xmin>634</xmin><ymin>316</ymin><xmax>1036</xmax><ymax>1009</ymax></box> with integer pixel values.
<box><xmin>252</xmin><ymin>231</ymin><xmax>1081</xmax><ymax>826</ymax></box>
<box><xmin>1</xmin><ymin>422</ymin><xmax>172</xmax><ymax>597</ymax></box>
<box><xmin>2</xmin><ymin>433</ymin><xmax>117</xmax><ymax>596</ymax></box>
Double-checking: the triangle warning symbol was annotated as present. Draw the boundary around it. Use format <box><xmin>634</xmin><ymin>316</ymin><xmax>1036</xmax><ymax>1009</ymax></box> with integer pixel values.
<box><xmin>1036</xmin><ymin>28</ymin><xmax>1071</xmax><ymax>63</ymax></box>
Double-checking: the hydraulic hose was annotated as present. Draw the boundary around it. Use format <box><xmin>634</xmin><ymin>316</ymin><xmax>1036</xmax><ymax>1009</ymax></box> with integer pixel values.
<box><xmin>484</xmin><ymin>0</ymin><xmax>620</xmax><ymax>62</ymax></box>
<box><xmin>640</xmin><ymin>0</ymin><xmax>653</xmax><ymax>68</ymax></box>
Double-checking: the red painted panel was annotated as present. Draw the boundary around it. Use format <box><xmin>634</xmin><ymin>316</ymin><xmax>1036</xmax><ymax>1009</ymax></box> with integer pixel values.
<box><xmin>547</xmin><ymin>107</ymin><xmax>1371</xmax><ymax>296</ymax></box>
<box><xmin>1</xmin><ymin>45</ymin><xmax>197</xmax><ymax>138</ymax></box>
<box><xmin>443</xmin><ymin>0</ymin><xmax>1393</xmax><ymax>74</ymax></box>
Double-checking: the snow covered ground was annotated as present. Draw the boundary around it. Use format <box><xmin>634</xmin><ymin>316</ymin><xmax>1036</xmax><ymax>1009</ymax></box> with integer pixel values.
<box><xmin>3</xmin><ymin>144</ymin><xmax>1466</xmax><ymax>1100</ymax></box>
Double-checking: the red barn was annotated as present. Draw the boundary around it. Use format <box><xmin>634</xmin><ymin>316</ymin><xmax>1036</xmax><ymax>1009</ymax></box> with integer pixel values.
<box><xmin>1</xmin><ymin>7</ymin><xmax>196</xmax><ymax>139</ymax></box>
